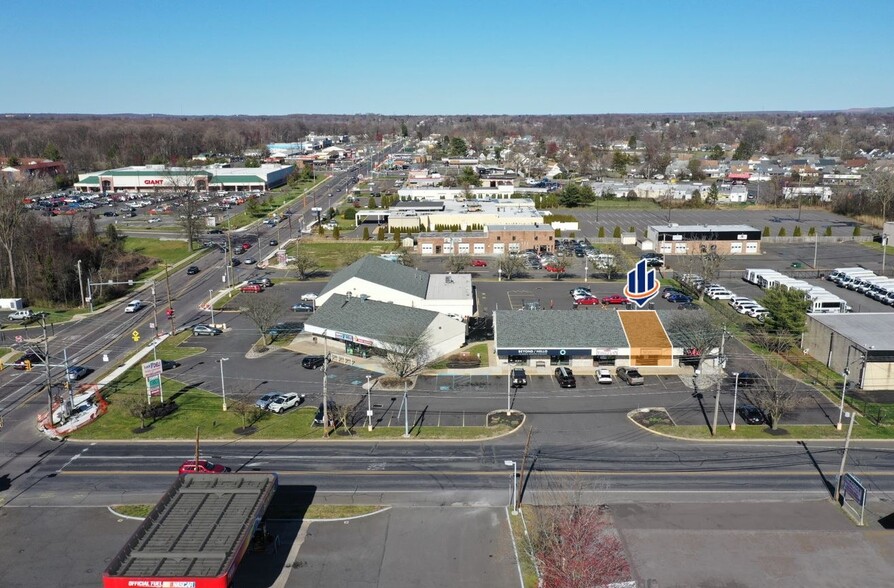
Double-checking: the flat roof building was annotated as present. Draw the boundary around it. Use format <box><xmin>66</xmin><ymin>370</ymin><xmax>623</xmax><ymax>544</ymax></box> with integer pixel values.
<box><xmin>646</xmin><ymin>224</ymin><xmax>762</xmax><ymax>255</ymax></box>
<box><xmin>75</xmin><ymin>164</ymin><xmax>294</xmax><ymax>193</ymax></box>
<box><xmin>802</xmin><ymin>313</ymin><xmax>894</xmax><ymax>391</ymax></box>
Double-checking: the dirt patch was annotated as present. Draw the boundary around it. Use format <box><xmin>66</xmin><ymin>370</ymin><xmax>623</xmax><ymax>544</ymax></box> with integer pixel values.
<box><xmin>487</xmin><ymin>411</ymin><xmax>524</xmax><ymax>428</ymax></box>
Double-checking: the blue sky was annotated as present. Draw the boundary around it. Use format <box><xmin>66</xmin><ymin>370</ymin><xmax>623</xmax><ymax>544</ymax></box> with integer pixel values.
<box><xmin>3</xmin><ymin>0</ymin><xmax>892</xmax><ymax>115</ymax></box>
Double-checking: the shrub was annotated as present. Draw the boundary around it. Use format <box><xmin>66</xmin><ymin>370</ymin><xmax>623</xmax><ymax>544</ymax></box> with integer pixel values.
<box><xmin>362</xmin><ymin>226</ymin><xmax>370</xmax><ymax>240</ymax></box>
<box><xmin>598</xmin><ymin>226</ymin><xmax>605</xmax><ymax>238</ymax></box>
<box><xmin>778</xmin><ymin>227</ymin><xmax>787</xmax><ymax>237</ymax></box>
<box><xmin>824</xmin><ymin>226</ymin><xmax>833</xmax><ymax>236</ymax></box>
<box><xmin>807</xmin><ymin>227</ymin><xmax>816</xmax><ymax>236</ymax></box>
<box><xmin>342</xmin><ymin>207</ymin><xmax>357</xmax><ymax>220</ymax></box>
<box><xmin>853</xmin><ymin>226</ymin><xmax>862</xmax><ymax>237</ymax></box>
<box><xmin>763</xmin><ymin>226</ymin><xmax>770</xmax><ymax>237</ymax></box>
<box><xmin>613</xmin><ymin>226</ymin><xmax>622</xmax><ymax>238</ymax></box>
<box><xmin>793</xmin><ymin>226</ymin><xmax>802</xmax><ymax>237</ymax></box>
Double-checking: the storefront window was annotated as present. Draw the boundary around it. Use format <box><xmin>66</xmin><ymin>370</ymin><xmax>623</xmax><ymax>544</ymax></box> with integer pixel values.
<box><xmin>549</xmin><ymin>355</ymin><xmax>570</xmax><ymax>366</ymax></box>
<box><xmin>507</xmin><ymin>355</ymin><xmax>529</xmax><ymax>365</ymax></box>
<box><xmin>345</xmin><ymin>341</ymin><xmax>372</xmax><ymax>358</ymax></box>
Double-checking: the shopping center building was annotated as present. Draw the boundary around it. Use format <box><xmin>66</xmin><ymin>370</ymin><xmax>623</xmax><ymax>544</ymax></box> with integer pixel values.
<box><xmin>74</xmin><ymin>164</ymin><xmax>294</xmax><ymax>193</ymax></box>
<box><xmin>494</xmin><ymin>309</ymin><xmax>694</xmax><ymax>371</ymax></box>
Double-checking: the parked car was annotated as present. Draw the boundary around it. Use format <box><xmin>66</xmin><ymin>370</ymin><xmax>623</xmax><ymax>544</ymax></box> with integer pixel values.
<box><xmin>186</xmin><ymin>266</ymin><xmax>200</xmax><ymax>275</ymax></box>
<box><xmin>255</xmin><ymin>393</ymin><xmax>279</xmax><ymax>410</ymax></box>
<box><xmin>662</xmin><ymin>288</ymin><xmax>685</xmax><ymax>299</ymax></box>
<box><xmin>231</xmin><ymin>258</ymin><xmax>241</xmax><ymax>267</ymax></box>
<box><xmin>291</xmin><ymin>302</ymin><xmax>314</xmax><ymax>312</ymax></box>
<box><xmin>268</xmin><ymin>393</ymin><xmax>301</xmax><ymax>414</ymax></box>
<box><xmin>179</xmin><ymin>459</ymin><xmax>230</xmax><ymax>474</ymax></box>
<box><xmin>736</xmin><ymin>404</ymin><xmax>766</xmax><ymax>425</ymax></box>
<box><xmin>300</xmin><ymin>293</ymin><xmax>319</xmax><ymax>302</ymax></box>
<box><xmin>601</xmin><ymin>295</ymin><xmax>630</xmax><ymax>305</ymax></box>
<box><xmin>266</xmin><ymin>322</ymin><xmax>303</xmax><ymax>337</ymax></box>
<box><xmin>666</xmin><ymin>293</ymin><xmax>692</xmax><ymax>303</ymax></box>
<box><xmin>616</xmin><ymin>366</ymin><xmax>644</xmax><ymax>385</ymax></box>
<box><xmin>575</xmin><ymin>296</ymin><xmax>601</xmax><ymax>306</ymax></box>
<box><xmin>240</xmin><ymin>284</ymin><xmax>263</xmax><ymax>293</ymax></box>
<box><xmin>243</xmin><ymin>257</ymin><xmax>257</xmax><ymax>265</ymax></box>
<box><xmin>192</xmin><ymin>324</ymin><xmax>223</xmax><ymax>336</ymax></box>
<box><xmin>301</xmin><ymin>355</ymin><xmax>326</xmax><ymax>369</ymax></box>
<box><xmin>269</xmin><ymin>239</ymin><xmax>279</xmax><ymax>246</ymax></box>
<box><xmin>596</xmin><ymin>368</ymin><xmax>613</xmax><ymax>384</ymax></box>
<box><xmin>147</xmin><ymin>217</ymin><xmax>162</xmax><ymax>224</ymax></box>
<box><xmin>247</xmin><ymin>278</ymin><xmax>273</xmax><ymax>288</ymax></box>
<box><xmin>241</xmin><ymin>242</ymin><xmax>252</xmax><ymax>251</ymax></box>
<box><xmin>554</xmin><ymin>366</ymin><xmax>576</xmax><ymax>388</ymax></box>
<box><xmin>511</xmin><ymin>368</ymin><xmax>528</xmax><ymax>387</ymax></box>
<box><xmin>7</xmin><ymin>309</ymin><xmax>38</xmax><ymax>321</ymax></box>
<box><xmin>161</xmin><ymin>360</ymin><xmax>181</xmax><ymax>371</ymax></box>
<box><xmin>124</xmin><ymin>300</ymin><xmax>144</xmax><ymax>313</ymax></box>
<box><xmin>470</xmin><ymin>259</ymin><xmax>488</xmax><ymax>267</ymax></box>
<box><xmin>570</xmin><ymin>287</ymin><xmax>593</xmax><ymax>299</ymax></box>
<box><xmin>65</xmin><ymin>365</ymin><xmax>90</xmax><ymax>381</ymax></box>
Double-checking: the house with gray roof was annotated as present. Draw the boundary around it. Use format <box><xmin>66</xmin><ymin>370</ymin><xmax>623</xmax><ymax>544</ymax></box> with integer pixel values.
<box><xmin>304</xmin><ymin>294</ymin><xmax>466</xmax><ymax>360</ymax></box>
<box><xmin>316</xmin><ymin>255</ymin><xmax>473</xmax><ymax>317</ymax></box>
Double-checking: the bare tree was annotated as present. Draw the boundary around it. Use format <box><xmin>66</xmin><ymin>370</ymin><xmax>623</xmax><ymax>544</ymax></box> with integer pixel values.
<box><xmin>165</xmin><ymin>165</ymin><xmax>206</xmax><ymax>252</ymax></box>
<box><xmin>663</xmin><ymin>312</ymin><xmax>724</xmax><ymax>370</ymax></box>
<box><xmin>380</xmin><ymin>325</ymin><xmax>433</xmax><ymax>380</ymax></box>
<box><xmin>498</xmin><ymin>252</ymin><xmax>526</xmax><ymax>280</ymax></box>
<box><xmin>228</xmin><ymin>389</ymin><xmax>266</xmax><ymax>431</ymax></box>
<box><xmin>241</xmin><ymin>293</ymin><xmax>283</xmax><ymax>346</ymax></box>
<box><xmin>595</xmin><ymin>244</ymin><xmax>631</xmax><ymax>281</ymax></box>
<box><xmin>747</xmin><ymin>356</ymin><xmax>804</xmax><ymax>430</ymax></box>
<box><xmin>120</xmin><ymin>395</ymin><xmax>150</xmax><ymax>430</ymax></box>
<box><xmin>287</xmin><ymin>244</ymin><xmax>320</xmax><ymax>279</ymax></box>
<box><xmin>0</xmin><ymin>177</ymin><xmax>49</xmax><ymax>296</ymax></box>
<box><xmin>395</xmin><ymin>247</ymin><xmax>418</xmax><ymax>268</ymax></box>
<box><xmin>865</xmin><ymin>167</ymin><xmax>894</xmax><ymax>223</ymax></box>
<box><xmin>444</xmin><ymin>253</ymin><xmax>471</xmax><ymax>273</ymax></box>
<box><xmin>548</xmin><ymin>251</ymin><xmax>573</xmax><ymax>281</ymax></box>
<box><xmin>333</xmin><ymin>398</ymin><xmax>356</xmax><ymax>436</ymax></box>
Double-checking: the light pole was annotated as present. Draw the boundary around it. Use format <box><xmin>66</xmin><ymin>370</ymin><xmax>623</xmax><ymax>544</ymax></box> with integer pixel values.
<box><xmin>731</xmin><ymin>372</ymin><xmax>740</xmax><ymax>431</ymax></box>
<box><xmin>504</xmin><ymin>460</ymin><xmax>518</xmax><ymax>515</ymax></box>
<box><xmin>219</xmin><ymin>358</ymin><xmax>229</xmax><ymax>411</ymax></box>
<box><xmin>692</xmin><ymin>368</ymin><xmax>701</xmax><ymax>398</ymax></box>
<box><xmin>813</xmin><ymin>230</ymin><xmax>819</xmax><ymax>273</ymax></box>
<box><xmin>366</xmin><ymin>374</ymin><xmax>373</xmax><ymax>432</ymax></box>
<box><xmin>837</xmin><ymin>368</ymin><xmax>850</xmax><ymax>431</ymax></box>
<box><xmin>507</xmin><ymin>372</ymin><xmax>513</xmax><ymax>415</ymax></box>
<box><xmin>209</xmin><ymin>289</ymin><xmax>215</xmax><ymax>326</ymax></box>
<box><xmin>584</xmin><ymin>256</ymin><xmax>589</xmax><ymax>283</ymax></box>
<box><xmin>834</xmin><ymin>410</ymin><xmax>857</xmax><ymax>503</ymax></box>
<box><xmin>498</xmin><ymin>267</ymin><xmax>502</xmax><ymax>282</ymax></box>
<box><xmin>882</xmin><ymin>235</ymin><xmax>889</xmax><ymax>275</ymax></box>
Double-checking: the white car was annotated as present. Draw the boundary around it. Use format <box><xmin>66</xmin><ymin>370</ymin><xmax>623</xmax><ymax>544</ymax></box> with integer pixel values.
<box><xmin>124</xmin><ymin>300</ymin><xmax>144</xmax><ymax>313</ymax></box>
<box><xmin>268</xmin><ymin>392</ymin><xmax>300</xmax><ymax>414</ymax></box>
<box><xmin>597</xmin><ymin>368</ymin><xmax>613</xmax><ymax>384</ymax></box>
<box><xmin>706</xmin><ymin>289</ymin><xmax>734</xmax><ymax>300</ymax></box>
<box><xmin>300</xmin><ymin>293</ymin><xmax>318</xmax><ymax>302</ymax></box>
<box><xmin>147</xmin><ymin>217</ymin><xmax>162</xmax><ymax>224</ymax></box>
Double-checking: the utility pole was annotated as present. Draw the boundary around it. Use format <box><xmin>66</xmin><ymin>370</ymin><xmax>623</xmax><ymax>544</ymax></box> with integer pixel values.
<box><xmin>834</xmin><ymin>410</ymin><xmax>857</xmax><ymax>503</ymax></box>
<box><xmin>63</xmin><ymin>348</ymin><xmax>72</xmax><ymax>408</ymax></box>
<box><xmin>402</xmin><ymin>383</ymin><xmax>410</xmax><ymax>438</ymax></box>
<box><xmin>151</xmin><ymin>283</ymin><xmax>159</xmax><ymax>361</ymax></box>
<box><xmin>711</xmin><ymin>380</ymin><xmax>722</xmax><ymax>436</ymax></box>
<box><xmin>322</xmin><ymin>332</ymin><xmax>330</xmax><ymax>437</ymax></box>
<box><xmin>163</xmin><ymin>264</ymin><xmax>174</xmax><ymax>334</ymax></box>
<box><xmin>76</xmin><ymin>260</ymin><xmax>85</xmax><ymax>308</ymax></box>
<box><xmin>41</xmin><ymin>316</ymin><xmax>54</xmax><ymax>426</ymax></box>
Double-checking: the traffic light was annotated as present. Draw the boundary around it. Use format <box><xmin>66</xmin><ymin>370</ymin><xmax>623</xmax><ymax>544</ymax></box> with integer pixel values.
<box><xmin>24</xmin><ymin>359</ymin><xmax>32</xmax><ymax>371</ymax></box>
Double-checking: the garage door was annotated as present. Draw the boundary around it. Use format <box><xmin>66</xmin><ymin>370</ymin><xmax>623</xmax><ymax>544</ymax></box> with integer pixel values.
<box><xmin>458</xmin><ymin>243</ymin><xmax>470</xmax><ymax>254</ymax></box>
<box><xmin>493</xmin><ymin>243</ymin><xmax>505</xmax><ymax>254</ymax></box>
<box><xmin>730</xmin><ymin>242</ymin><xmax>743</xmax><ymax>254</ymax></box>
<box><xmin>421</xmin><ymin>244</ymin><xmax>434</xmax><ymax>254</ymax></box>
<box><xmin>473</xmin><ymin>243</ymin><xmax>485</xmax><ymax>254</ymax></box>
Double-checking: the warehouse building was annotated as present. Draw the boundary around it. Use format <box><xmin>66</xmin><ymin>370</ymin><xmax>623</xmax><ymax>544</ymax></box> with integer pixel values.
<box><xmin>645</xmin><ymin>224</ymin><xmax>762</xmax><ymax>255</ymax></box>
<box><xmin>802</xmin><ymin>313</ymin><xmax>894</xmax><ymax>391</ymax></box>
<box><xmin>416</xmin><ymin>224</ymin><xmax>556</xmax><ymax>255</ymax></box>
<box><xmin>357</xmin><ymin>198</ymin><xmax>546</xmax><ymax>232</ymax></box>
<box><xmin>304</xmin><ymin>294</ymin><xmax>467</xmax><ymax>360</ymax></box>
<box><xmin>316</xmin><ymin>255</ymin><xmax>474</xmax><ymax>318</ymax></box>
<box><xmin>74</xmin><ymin>164</ymin><xmax>294</xmax><ymax>193</ymax></box>
<box><xmin>494</xmin><ymin>309</ymin><xmax>694</xmax><ymax>371</ymax></box>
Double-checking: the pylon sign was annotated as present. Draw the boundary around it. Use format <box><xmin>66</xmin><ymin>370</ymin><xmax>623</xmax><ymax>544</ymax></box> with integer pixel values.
<box><xmin>623</xmin><ymin>259</ymin><xmax>660</xmax><ymax>308</ymax></box>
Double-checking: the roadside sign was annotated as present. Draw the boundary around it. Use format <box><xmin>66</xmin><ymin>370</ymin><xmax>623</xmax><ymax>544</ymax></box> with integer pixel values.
<box><xmin>15</xmin><ymin>335</ymin><xmax>23</xmax><ymax>343</ymax></box>
<box><xmin>132</xmin><ymin>329</ymin><xmax>140</xmax><ymax>342</ymax></box>
<box><xmin>146</xmin><ymin>374</ymin><xmax>163</xmax><ymax>399</ymax></box>
<box><xmin>841</xmin><ymin>473</ymin><xmax>867</xmax><ymax>526</ymax></box>
<box><xmin>141</xmin><ymin>359</ymin><xmax>163</xmax><ymax>378</ymax></box>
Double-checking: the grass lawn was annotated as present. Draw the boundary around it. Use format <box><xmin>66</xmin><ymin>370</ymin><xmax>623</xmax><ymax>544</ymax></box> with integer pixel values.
<box><xmin>124</xmin><ymin>237</ymin><xmax>195</xmax><ymax>267</ymax></box>
<box><xmin>0</xmin><ymin>347</ymin><xmax>11</xmax><ymax>357</ymax></box>
<box><xmin>72</xmin><ymin>330</ymin><xmax>513</xmax><ymax>441</ymax></box>
<box><xmin>465</xmin><ymin>343</ymin><xmax>490</xmax><ymax>367</ymax></box>
<box><xmin>651</xmin><ymin>417</ymin><xmax>894</xmax><ymax>440</ymax></box>
<box><xmin>585</xmin><ymin>198</ymin><xmax>660</xmax><ymax>210</ymax></box>
<box><xmin>288</xmin><ymin>241</ymin><xmax>397</xmax><ymax>272</ymax></box>
<box><xmin>507</xmin><ymin>506</ymin><xmax>540</xmax><ymax>588</ymax></box>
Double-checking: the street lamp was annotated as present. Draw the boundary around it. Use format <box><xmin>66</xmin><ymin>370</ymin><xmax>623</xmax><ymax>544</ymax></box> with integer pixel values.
<box><xmin>837</xmin><ymin>367</ymin><xmax>850</xmax><ymax>431</ymax></box>
<box><xmin>219</xmin><ymin>358</ymin><xmax>230</xmax><ymax>411</ymax></box>
<box><xmin>584</xmin><ymin>256</ymin><xmax>589</xmax><ymax>283</ymax></box>
<box><xmin>498</xmin><ymin>267</ymin><xmax>502</xmax><ymax>282</ymax></box>
<box><xmin>506</xmin><ymin>371</ymin><xmax>513</xmax><ymax>415</ymax></box>
<box><xmin>504</xmin><ymin>460</ymin><xmax>518</xmax><ymax>515</ymax></box>
<box><xmin>691</xmin><ymin>368</ymin><xmax>701</xmax><ymax>398</ymax></box>
<box><xmin>882</xmin><ymin>235</ymin><xmax>889</xmax><ymax>275</ymax></box>
<box><xmin>366</xmin><ymin>374</ymin><xmax>373</xmax><ymax>432</ymax></box>
<box><xmin>209</xmin><ymin>289</ymin><xmax>215</xmax><ymax>326</ymax></box>
<box><xmin>731</xmin><ymin>372</ymin><xmax>740</xmax><ymax>431</ymax></box>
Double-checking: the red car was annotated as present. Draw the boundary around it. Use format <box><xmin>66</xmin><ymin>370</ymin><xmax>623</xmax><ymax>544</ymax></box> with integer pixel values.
<box><xmin>544</xmin><ymin>264</ymin><xmax>564</xmax><ymax>273</ymax></box>
<box><xmin>470</xmin><ymin>259</ymin><xmax>488</xmax><ymax>267</ymax></box>
<box><xmin>241</xmin><ymin>242</ymin><xmax>252</xmax><ymax>251</ymax></box>
<box><xmin>601</xmin><ymin>295</ymin><xmax>630</xmax><ymax>305</ymax></box>
<box><xmin>240</xmin><ymin>284</ymin><xmax>263</xmax><ymax>293</ymax></box>
<box><xmin>178</xmin><ymin>459</ymin><xmax>231</xmax><ymax>474</ymax></box>
<box><xmin>575</xmin><ymin>296</ymin><xmax>601</xmax><ymax>305</ymax></box>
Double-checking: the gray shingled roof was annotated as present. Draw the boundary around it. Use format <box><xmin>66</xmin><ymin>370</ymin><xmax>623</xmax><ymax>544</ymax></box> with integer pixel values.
<box><xmin>319</xmin><ymin>255</ymin><xmax>430</xmax><ymax>299</ymax></box>
<box><xmin>495</xmin><ymin>310</ymin><xmax>627</xmax><ymax>348</ymax></box>
<box><xmin>495</xmin><ymin>309</ymin><xmax>694</xmax><ymax>349</ymax></box>
<box><xmin>306</xmin><ymin>294</ymin><xmax>436</xmax><ymax>340</ymax></box>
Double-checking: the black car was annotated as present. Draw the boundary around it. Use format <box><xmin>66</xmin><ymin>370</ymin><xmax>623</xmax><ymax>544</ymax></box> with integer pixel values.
<box><xmin>161</xmin><ymin>360</ymin><xmax>181</xmax><ymax>371</ymax></box>
<box><xmin>736</xmin><ymin>404</ymin><xmax>766</xmax><ymax>425</ymax></box>
<box><xmin>207</xmin><ymin>229</ymin><xmax>224</xmax><ymax>235</ymax></box>
<box><xmin>291</xmin><ymin>302</ymin><xmax>314</xmax><ymax>312</ymax></box>
<box><xmin>511</xmin><ymin>368</ymin><xmax>528</xmax><ymax>387</ymax></box>
<box><xmin>231</xmin><ymin>257</ymin><xmax>241</xmax><ymax>267</ymax></box>
<box><xmin>11</xmin><ymin>352</ymin><xmax>46</xmax><ymax>370</ymax></box>
<box><xmin>269</xmin><ymin>239</ymin><xmax>279</xmax><ymax>246</ymax></box>
<box><xmin>186</xmin><ymin>266</ymin><xmax>200</xmax><ymax>275</ymax></box>
<box><xmin>302</xmin><ymin>355</ymin><xmax>326</xmax><ymax>369</ymax></box>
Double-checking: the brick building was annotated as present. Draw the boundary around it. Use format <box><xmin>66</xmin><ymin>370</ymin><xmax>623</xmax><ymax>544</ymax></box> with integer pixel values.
<box><xmin>645</xmin><ymin>224</ymin><xmax>762</xmax><ymax>255</ymax></box>
<box><xmin>416</xmin><ymin>224</ymin><xmax>555</xmax><ymax>256</ymax></box>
